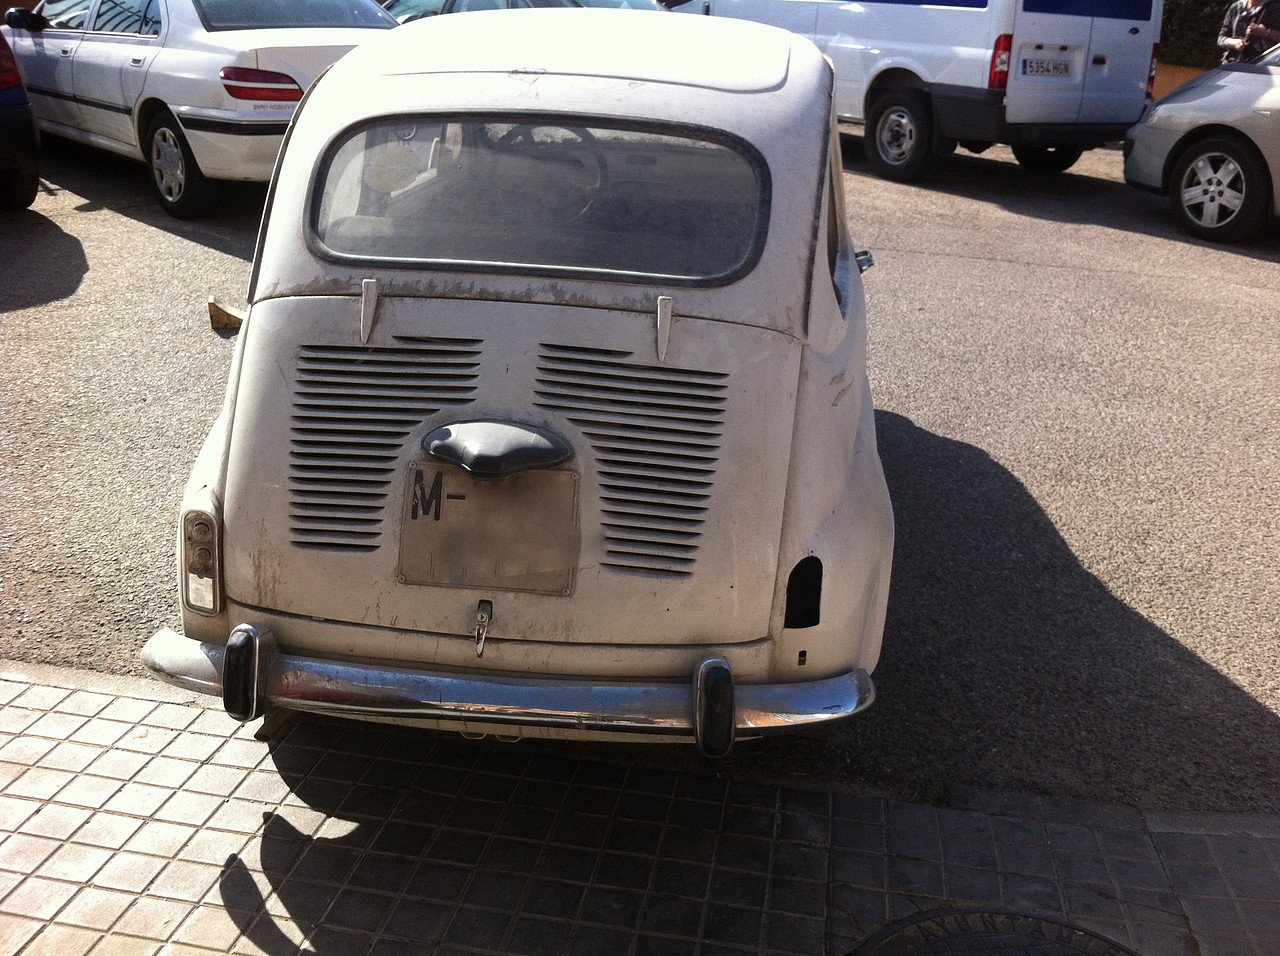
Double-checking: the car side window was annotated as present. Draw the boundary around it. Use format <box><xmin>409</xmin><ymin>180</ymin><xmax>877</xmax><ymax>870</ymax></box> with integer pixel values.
<box><xmin>37</xmin><ymin>0</ymin><xmax>91</xmax><ymax>30</ymax></box>
<box><xmin>91</xmin><ymin>0</ymin><xmax>162</xmax><ymax>34</ymax></box>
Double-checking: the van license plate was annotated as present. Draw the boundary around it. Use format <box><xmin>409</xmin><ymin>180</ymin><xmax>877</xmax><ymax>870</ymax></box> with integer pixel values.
<box><xmin>1023</xmin><ymin>58</ymin><xmax>1070</xmax><ymax>77</ymax></box>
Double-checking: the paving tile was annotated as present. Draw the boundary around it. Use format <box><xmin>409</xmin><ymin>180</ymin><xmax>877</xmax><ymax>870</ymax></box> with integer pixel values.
<box><xmin>59</xmin><ymin>691</ymin><xmax>116</xmax><ymax>717</ymax></box>
<box><xmin>638</xmin><ymin>893</ymin><xmax>703</xmax><ymax>937</ymax></box>
<box><xmin>765</xmin><ymin>911</ymin><xmax>825</xmax><ymax>955</ymax></box>
<box><xmin>702</xmin><ymin>902</ymin><xmax>762</xmax><ymax>948</ymax></box>
<box><xmin>36</xmin><ymin>841</ymin><xmax>114</xmax><ymax>883</ymax></box>
<box><xmin>0</xmin><ymin>912</ymin><xmax>42</xmax><ymax>954</ymax></box>
<box><xmin>114</xmin><ymin>893</ymin><xmax>198</xmax><ymax>940</ymax></box>
<box><xmin>133</xmin><ymin>756</ymin><xmax>199</xmax><ymax>790</ymax></box>
<box><xmin>505</xmin><ymin>914</ymin><xmax>574</xmax><ymax>956</ymax></box>
<box><xmin>0</xmin><ymin>707</ymin><xmax>39</xmax><ymax>735</ymax></box>
<box><xmin>92</xmin><ymin>851</ymin><xmax>168</xmax><ymax>893</ymax></box>
<box><xmin>68</xmin><ymin>719</ymin><xmax>133</xmax><ymax>748</ymax></box>
<box><xmin>19</xmin><ymin>922</ymin><xmax>102</xmax><ymax>956</ymax></box>
<box><xmin>12</xmin><ymin>685</ymin><xmax>72</xmax><ymax>711</ymax></box>
<box><xmin>150</xmin><ymin>860</ymin><xmax>224</xmax><ymax>904</ymax></box>
<box><xmin>0</xmin><ymin>873</ymin><xmax>81</xmax><ymax>918</ymax></box>
<box><xmin>383</xmin><ymin>896</ymin><xmax>454</xmax><ymax>940</ymax></box>
<box><xmin>88</xmin><ymin>935</ymin><xmax>162</xmax><ymax>956</ymax></box>
<box><xmin>141</xmin><ymin>704</ymin><xmax>202</xmax><ymax>732</ymax></box>
<box><xmin>8</xmin><ymin>799</ymin><xmax>74</xmax><ymax>837</ymax></box>
<box><xmin>57</xmin><ymin>774</ymin><xmax>125</xmax><ymax>810</ymax></box>
<box><xmin>0</xmin><ymin>735</ymin><xmax>57</xmax><ymax>766</ymax></box>
<box><xmin>996</xmin><ymin>841</ymin><xmax>1057</xmax><ymax>879</ymax></box>
<box><xmin>59</xmin><ymin>886</ymin><xmax>138</xmax><ymax>931</ymax></box>
<box><xmin>176</xmin><ymin>829</ymin><xmax>251</xmax><ymax>867</ymax></box>
<box><xmin>84</xmin><ymin>749</ymin><xmax>151</xmax><ymax>782</ymax></box>
<box><xmin>0</xmin><ymin>681</ymin><xmax>27</xmax><ymax>706</ymax></box>
<box><xmin>159</xmin><ymin>735</ymin><xmax>224</xmax><ymax>764</ymax></box>
<box><xmin>8</xmin><ymin>765</ymin><xmax>77</xmax><ymax>800</ymax></box>
<box><xmin>0</xmin><ymin>833</ymin><xmax>62</xmax><ymax>872</ymax></box>
<box><xmin>1000</xmin><ymin>872</ymin><xmax>1065</xmax><ymax>912</ymax></box>
<box><xmin>124</xmin><ymin>821</ymin><xmax>198</xmax><ymax>857</ymax></box>
<box><xmin>115</xmin><ymin>726</ymin><xmax>182</xmax><ymax>756</ymax></box>
<box><xmin>97</xmin><ymin>697</ymin><xmax>162</xmax><ymax>724</ymax></box>
<box><xmin>153</xmin><ymin>791</ymin><xmax>225</xmax><ymax>828</ymax></box>
<box><xmin>441</xmin><ymin>904</ymin><xmax>511</xmax><ymax>951</ymax></box>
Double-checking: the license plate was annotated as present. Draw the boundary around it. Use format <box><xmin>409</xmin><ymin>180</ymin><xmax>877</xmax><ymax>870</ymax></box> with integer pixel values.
<box><xmin>1023</xmin><ymin>58</ymin><xmax>1071</xmax><ymax>77</ymax></box>
<box><xmin>398</xmin><ymin>463</ymin><xmax>579</xmax><ymax>594</ymax></box>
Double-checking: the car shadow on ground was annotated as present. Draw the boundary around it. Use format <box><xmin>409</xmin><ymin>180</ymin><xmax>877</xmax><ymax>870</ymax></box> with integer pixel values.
<box><xmin>0</xmin><ymin>207</ymin><xmax>88</xmax><ymax>312</ymax></box>
<box><xmin>838</xmin><ymin>133</ymin><xmax>1280</xmax><ymax>262</ymax></box>
<box><xmin>32</xmin><ymin>135</ymin><xmax>264</xmax><ymax>261</ymax></box>
<box><xmin>833</xmin><ymin>411</ymin><xmax>1280</xmax><ymax>813</ymax></box>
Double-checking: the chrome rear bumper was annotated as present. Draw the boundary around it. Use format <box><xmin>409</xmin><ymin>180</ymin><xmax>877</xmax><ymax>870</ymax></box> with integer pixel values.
<box><xmin>141</xmin><ymin>626</ymin><xmax>874</xmax><ymax>749</ymax></box>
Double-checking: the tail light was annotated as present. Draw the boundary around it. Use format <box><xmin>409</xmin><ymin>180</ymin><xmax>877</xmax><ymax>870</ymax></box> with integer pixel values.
<box><xmin>219</xmin><ymin>67</ymin><xmax>303</xmax><ymax>102</ymax></box>
<box><xmin>1147</xmin><ymin>43</ymin><xmax>1159</xmax><ymax>99</ymax></box>
<box><xmin>989</xmin><ymin>34</ymin><xmax>1012</xmax><ymax>91</ymax></box>
<box><xmin>182</xmin><ymin>510</ymin><xmax>222</xmax><ymax>614</ymax></box>
<box><xmin>0</xmin><ymin>34</ymin><xmax>22</xmax><ymax>93</ymax></box>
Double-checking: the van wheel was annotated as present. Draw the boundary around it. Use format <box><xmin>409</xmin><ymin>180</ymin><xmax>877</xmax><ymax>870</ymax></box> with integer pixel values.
<box><xmin>147</xmin><ymin>110</ymin><xmax>215</xmax><ymax>218</ymax></box>
<box><xmin>1169</xmin><ymin>136</ymin><xmax>1270</xmax><ymax>242</ymax></box>
<box><xmin>865</xmin><ymin>90</ymin><xmax>934</xmax><ymax>182</ymax></box>
<box><xmin>1011</xmin><ymin>145</ymin><xmax>1083</xmax><ymax>175</ymax></box>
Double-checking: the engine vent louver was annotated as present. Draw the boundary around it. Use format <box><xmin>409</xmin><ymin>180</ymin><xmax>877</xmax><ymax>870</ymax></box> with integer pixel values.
<box><xmin>289</xmin><ymin>337</ymin><xmax>480</xmax><ymax>551</ymax></box>
<box><xmin>535</xmin><ymin>343</ymin><xmax>727</xmax><ymax>577</ymax></box>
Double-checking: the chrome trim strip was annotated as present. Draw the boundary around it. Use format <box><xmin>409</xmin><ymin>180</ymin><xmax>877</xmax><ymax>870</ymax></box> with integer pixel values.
<box><xmin>141</xmin><ymin>627</ymin><xmax>874</xmax><ymax>736</ymax></box>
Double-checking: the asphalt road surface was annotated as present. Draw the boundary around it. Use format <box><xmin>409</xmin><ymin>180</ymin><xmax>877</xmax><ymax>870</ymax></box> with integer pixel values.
<box><xmin>2</xmin><ymin>136</ymin><xmax>1277</xmax><ymax>814</ymax></box>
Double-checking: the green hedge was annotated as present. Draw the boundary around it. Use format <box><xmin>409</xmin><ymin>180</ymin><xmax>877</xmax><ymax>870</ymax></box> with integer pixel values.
<box><xmin>1161</xmin><ymin>1</ymin><xmax>1229</xmax><ymax>69</ymax></box>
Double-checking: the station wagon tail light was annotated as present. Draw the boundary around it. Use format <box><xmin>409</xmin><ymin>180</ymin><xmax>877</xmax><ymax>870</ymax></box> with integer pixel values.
<box><xmin>219</xmin><ymin>67</ymin><xmax>303</xmax><ymax>102</ymax></box>
<box><xmin>181</xmin><ymin>510</ymin><xmax>222</xmax><ymax>615</ymax></box>
<box><xmin>989</xmin><ymin>34</ymin><xmax>1012</xmax><ymax>91</ymax></box>
<box><xmin>1147</xmin><ymin>43</ymin><xmax>1159</xmax><ymax>99</ymax></box>
<box><xmin>0</xmin><ymin>36</ymin><xmax>21</xmax><ymax>92</ymax></box>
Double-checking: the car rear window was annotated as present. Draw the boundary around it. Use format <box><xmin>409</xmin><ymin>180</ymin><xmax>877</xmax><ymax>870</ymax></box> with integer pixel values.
<box><xmin>310</xmin><ymin>117</ymin><xmax>769</xmax><ymax>286</ymax></box>
<box><xmin>193</xmin><ymin>0</ymin><xmax>394</xmax><ymax>30</ymax></box>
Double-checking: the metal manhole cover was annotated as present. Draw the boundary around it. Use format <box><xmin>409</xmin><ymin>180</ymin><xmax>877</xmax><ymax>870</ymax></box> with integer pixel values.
<box><xmin>852</xmin><ymin>908</ymin><xmax>1144</xmax><ymax>956</ymax></box>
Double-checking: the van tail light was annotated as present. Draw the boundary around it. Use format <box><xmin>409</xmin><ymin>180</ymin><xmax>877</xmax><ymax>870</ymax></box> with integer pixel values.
<box><xmin>219</xmin><ymin>67</ymin><xmax>303</xmax><ymax>101</ymax></box>
<box><xmin>1147</xmin><ymin>43</ymin><xmax>1160</xmax><ymax>99</ymax></box>
<box><xmin>989</xmin><ymin>34</ymin><xmax>1012</xmax><ymax>91</ymax></box>
<box><xmin>182</xmin><ymin>510</ymin><xmax>223</xmax><ymax>614</ymax></box>
<box><xmin>0</xmin><ymin>35</ymin><xmax>22</xmax><ymax>92</ymax></box>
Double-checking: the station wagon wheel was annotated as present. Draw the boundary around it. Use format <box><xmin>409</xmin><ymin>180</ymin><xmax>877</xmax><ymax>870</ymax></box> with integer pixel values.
<box><xmin>865</xmin><ymin>89</ymin><xmax>934</xmax><ymax>182</ymax></box>
<box><xmin>146</xmin><ymin>110</ymin><xmax>215</xmax><ymax>219</ymax></box>
<box><xmin>1169</xmin><ymin>136</ymin><xmax>1270</xmax><ymax>243</ymax></box>
<box><xmin>1011</xmin><ymin>145</ymin><xmax>1083</xmax><ymax>175</ymax></box>
<box><xmin>494</xmin><ymin>123</ymin><xmax>608</xmax><ymax>217</ymax></box>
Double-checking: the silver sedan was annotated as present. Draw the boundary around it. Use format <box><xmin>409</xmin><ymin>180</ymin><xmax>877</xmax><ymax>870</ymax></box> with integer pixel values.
<box><xmin>1125</xmin><ymin>46</ymin><xmax>1280</xmax><ymax>242</ymax></box>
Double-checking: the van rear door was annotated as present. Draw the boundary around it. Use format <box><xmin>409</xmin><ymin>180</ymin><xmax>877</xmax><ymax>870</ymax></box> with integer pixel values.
<box><xmin>1006</xmin><ymin>0</ymin><xmax>1158</xmax><ymax>125</ymax></box>
<box><xmin>1076</xmin><ymin>0</ymin><xmax>1159</xmax><ymax>124</ymax></box>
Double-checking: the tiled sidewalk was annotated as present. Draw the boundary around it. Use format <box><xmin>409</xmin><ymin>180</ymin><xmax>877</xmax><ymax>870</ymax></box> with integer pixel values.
<box><xmin>1</xmin><ymin>661</ymin><xmax>1278</xmax><ymax>955</ymax></box>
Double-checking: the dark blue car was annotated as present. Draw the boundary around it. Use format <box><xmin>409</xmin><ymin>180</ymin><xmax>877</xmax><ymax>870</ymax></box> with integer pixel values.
<box><xmin>0</xmin><ymin>26</ymin><xmax>40</xmax><ymax>210</ymax></box>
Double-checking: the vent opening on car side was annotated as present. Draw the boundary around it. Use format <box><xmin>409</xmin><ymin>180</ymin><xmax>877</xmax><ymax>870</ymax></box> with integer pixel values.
<box><xmin>784</xmin><ymin>556</ymin><xmax>822</xmax><ymax>628</ymax></box>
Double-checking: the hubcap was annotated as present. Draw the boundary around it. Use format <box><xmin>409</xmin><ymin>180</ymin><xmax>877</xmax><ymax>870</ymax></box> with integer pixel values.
<box><xmin>1180</xmin><ymin>152</ymin><xmax>1244</xmax><ymax>229</ymax></box>
<box><xmin>151</xmin><ymin>127</ymin><xmax>186</xmax><ymax>203</ymax></box>
<box><xmin>876</xmin><ymin>107</ymin><xmax>916</xmax><ymax>166</ymax></box>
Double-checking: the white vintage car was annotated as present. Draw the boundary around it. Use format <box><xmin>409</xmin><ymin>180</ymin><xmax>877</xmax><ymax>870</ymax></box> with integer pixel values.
<box><xmin>142</xmin><ymin>8</ymin><xmax>894</xmax><ymax>758</ymax></box>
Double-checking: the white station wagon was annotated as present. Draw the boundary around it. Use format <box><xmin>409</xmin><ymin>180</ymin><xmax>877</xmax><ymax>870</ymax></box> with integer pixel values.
<box><xmin>142</xmin><ymin>9</ymin><xmax>895</xmax><ymax>758</ymax></box>
<box><xmin>3</xmin><ymin>0</ymin><xmax>395</xmax><ymax>216</ymax></box>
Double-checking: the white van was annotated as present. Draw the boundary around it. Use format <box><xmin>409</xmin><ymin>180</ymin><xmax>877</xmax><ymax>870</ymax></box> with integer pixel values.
<box><xmin>669</xmin><ymin>0</ymin><xmax>1163</xmax><ymax>180</ymax></box>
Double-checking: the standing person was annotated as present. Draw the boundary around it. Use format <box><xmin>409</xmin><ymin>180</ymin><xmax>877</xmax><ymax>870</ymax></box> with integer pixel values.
<box><xmin>1219</xmin><ymin>0</ymin><xmax>1280</xmax><ymax>63</ymax></box>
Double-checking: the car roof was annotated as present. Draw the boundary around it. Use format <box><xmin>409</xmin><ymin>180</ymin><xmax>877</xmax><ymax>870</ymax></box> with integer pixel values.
<box><xmin>335</xmin><ymin>7</ymin><xmax>792</xmax><ymax>93</ymax></box>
